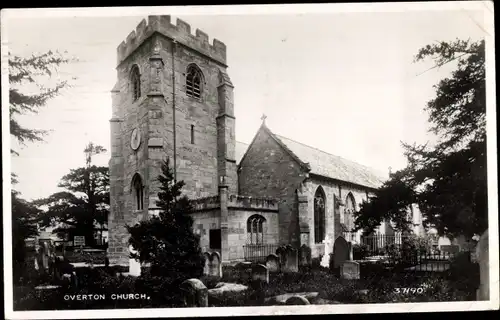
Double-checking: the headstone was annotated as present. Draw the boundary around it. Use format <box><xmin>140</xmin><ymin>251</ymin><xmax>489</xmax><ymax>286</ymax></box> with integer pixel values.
<box><xmin>71</xmin><ymin>271</ymin><xmax>78</xmax><ymax>288</ymax></box>
<box><xmin>180</xmin><ymin>278</ymin><xmax>208</xmax><ymax>307</ymax></box>
<box><xmin>341</xmin><ymin>261</ymin><xmax>360</xmax><ymax>280</ymax></box>
<box><xmin>320</xmin><ymin>235</ymin><xmax>333</xmax><ymax>268</ymax></box>
<box><xmin>332</xmin><ymin>236</ymin><xmax>350</xmax><ymax>269</ymax></box>
<box><xmin>203</xmin><ymin>252</ymin><xmax>211</xmax><ymax>276</ymax></box>
<box><xmin>61</xmin><ymin>273</ymin><xmax>72</xmax><ymax>287</ymax></box>
<box><xmin>234</xmin><ymin>262</ymin><xmax>252</xmax><ymax>282</ymax></box>
<box><xmin>283</xmin><ymin>246</ymin><xmax>298</xmax><ymax>273</ymax></box>
<box><xmin>299</xmin><ymin>245</ymin><xmax>312</xmax><ymax>268</ymax></box>
<box><xmin>128</xmin><ymin>245</ymin><xmax>141</xmax><ymax>277</ymax></box>
<box><xmin>204</xmin><ymin>252</ymin><xmax>222</xmax><ymax>278</ymax></box>
<box><xmin>476</xmin><ymin>229</ymin><xmax>489</xmax><ymax>301</ymax></box>
<box><xmin>252</xmin><ymin>264</ymin><xmax>269</xmax><ymax>283</ymax></box>
<box><xmin>41</xmin><ymin>241</ymin><xmax>50</xmax><ymax>270</ymax></box>
<box><xmin>285</xmin><ymin>296</ymin><xmax>310</xmax><ymax>305</ymax></box>
<box><xmin>266</xmin><ymin>254</ymin><xmax>280</xmax><ymax>273</ymax></box>
<box><xmin>276</xmin><ymin>246</ymin><xmax>287</xmax><ymax>266</ymax></box>
<box><xmin>347</xmin><ymin>242</ymin><xmax>354</xmax><ymax>261</ymax></box>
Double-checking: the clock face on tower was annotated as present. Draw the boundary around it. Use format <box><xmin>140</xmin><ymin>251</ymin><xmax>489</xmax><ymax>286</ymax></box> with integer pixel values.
<box><xmin>130</xmin><ymin>128</ymin><xmax>141</xmax><ymax>151</ymax></box>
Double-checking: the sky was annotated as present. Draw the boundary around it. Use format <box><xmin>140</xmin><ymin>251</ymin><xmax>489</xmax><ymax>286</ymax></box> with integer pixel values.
<box><xmin>2</xmin><ymin>3</ymin><xmax>489</xmax><ymax>201</ymax></box>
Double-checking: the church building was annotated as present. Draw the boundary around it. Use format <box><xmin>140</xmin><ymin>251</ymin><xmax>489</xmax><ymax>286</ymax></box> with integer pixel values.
<box><xmin>107</xmin><ymin>15</ymin><xmax>393</xmax><ymax>266</ymax></box>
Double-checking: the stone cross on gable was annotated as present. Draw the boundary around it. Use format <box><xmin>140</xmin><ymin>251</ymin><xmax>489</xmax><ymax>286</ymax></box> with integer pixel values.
<box><xmin>261</xmin><ymin>114</ymin><xmax>267</xmax><ymax>124</ymax></box>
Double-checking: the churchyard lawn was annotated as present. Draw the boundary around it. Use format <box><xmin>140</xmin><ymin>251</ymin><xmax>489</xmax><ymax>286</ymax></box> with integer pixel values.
<box><xmin>13</xmin><ymin>252</ymin><xmax>478</xmax><ymax>311</ymax></box>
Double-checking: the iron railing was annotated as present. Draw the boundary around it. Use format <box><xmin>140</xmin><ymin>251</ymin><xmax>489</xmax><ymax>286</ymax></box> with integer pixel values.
<box><xmin>360</xmin><ymin>234</ymin><xmax>407</xmax><ymax>254</ymax></box>
<box><xmin>243</xmin><ymin>243</ymin><xmax>281</xmax><ymax>263</ymax></box>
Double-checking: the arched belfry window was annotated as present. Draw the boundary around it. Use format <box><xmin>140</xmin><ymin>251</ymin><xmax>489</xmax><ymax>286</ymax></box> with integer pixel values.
<box><xmin>314</xmin><ymin>187</ymin><xmax>326</xmax><ymax>243</ymax></box>
<box><xmin>343</xmin><ymin>193</ymin><xmax>356</xmax><ymax>234</ymax></box>
<box><xmin>131</xmin><ymin>65</ymin><xmax>141</xmax><ymax>101</ymax></box>
<box><xmin>247</xmin><ymin>215</ymin><xmax>266</xmax><ymax>245</ymax></box>
<box><xmin>186</xmin><ymin>64</ymin><xmax>203</xmax><ymax>99</ymax></box>
<box><xmin>132</xmin><ymin>173</ymin><xmax>144</xmax><ymax>211</ymax></box>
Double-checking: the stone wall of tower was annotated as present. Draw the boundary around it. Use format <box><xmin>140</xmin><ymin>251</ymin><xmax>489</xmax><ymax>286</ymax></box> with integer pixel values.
<box><xmin>107</xmin><ymin>16</ymin><xmax>235</xmax><ymax>265</ymax></box>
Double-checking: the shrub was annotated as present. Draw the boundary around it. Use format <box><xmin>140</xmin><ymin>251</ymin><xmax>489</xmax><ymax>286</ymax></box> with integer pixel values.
<box><xmin>126</xmin><ymin>158</ymin><xmax>205</xmax><ymax>293</ymax></box>
<box><xmin>353</xmin><ymin>244</ymin><xmax>369</xmax><ymax>260</ymax></box>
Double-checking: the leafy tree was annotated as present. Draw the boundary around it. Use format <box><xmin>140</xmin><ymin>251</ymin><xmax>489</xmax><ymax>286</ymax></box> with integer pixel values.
<box><xmin>34</xmin><ymin>142</ymin><xmax>109</xmax><ymax>246</ymax></box>
<box><xmin>354</xmin><ymin>39</ymin><xmax>486</xmax><ymax>240</ymax></box>
<box><xmin>9</xmin><ymin>50</ymin><xmax>76</xmax><ymax>156</ymax></box>
<box><xmin>126</xmin><ymin>158</ymin><xmax>204</xmax><ymax>282</ymax></box>
<box><xmin>9</xmin><ymin>50</ymin><xmax>76</xmax><ymax>281</ymax></box>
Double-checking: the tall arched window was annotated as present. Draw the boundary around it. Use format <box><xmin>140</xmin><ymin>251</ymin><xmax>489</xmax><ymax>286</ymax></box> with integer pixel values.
<box><xmin>343</xmin><ymin>193</ymin><xmax>356</xmax><ymax>237</ymax></box>
<box><xmin>132</xmin><ymin>174</ymin><xmax>144</xmax><ymax>211</ymax></box>
<box><xmin>186</xmin><ymin>64</ymin><xmax>202</xmax><ymax>99</ymax></box>
<box><xmin>247</xmin><ymin>215</ymin><xmax>266</xmax><ymax>245</ymax></box>
<box><xmin>314</xmin><ymin>187</ymin><xmax>326</xmax><ymax>243</ymax></box>
<box><xmin>131</xmin><ymin>65</ymin><xmax>141</xmax><ymax>101</ymax></box>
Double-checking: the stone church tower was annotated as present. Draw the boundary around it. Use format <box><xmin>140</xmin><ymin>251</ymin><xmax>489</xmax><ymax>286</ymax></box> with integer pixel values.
<box><xmin>107</xmin><ymin>16</ymin><xmax>237</xmax><ymax>265</ymax></box>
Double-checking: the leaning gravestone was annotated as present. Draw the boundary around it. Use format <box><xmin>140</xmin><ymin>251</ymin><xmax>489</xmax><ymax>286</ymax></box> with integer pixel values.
<box><xmin>252</xmin><ymin>264</ymin><xmax>269</xmax><ymax>283</ymax></box>
<box><xmin>266</xmin><ymin>254</ymin><xmax>280</xmax><ymax>273</ymax></box>
<box><xmin>283</xmin><ymin>246</ymin><xmax>299</xmax><ymax>273</ymax></box>
<box><xmin>476</xmin><ymin>229</ymin><xmax>489</xmax><ymax>301</ymax></box>
<box><xmin>332</xmin><ymin>237</ymin><xmax>350</xmax><ymax>269</ymax></box>
<box><xmin>341</xmin><ymin>261</ymin><xmax>360</xmax><ymax>280</ymax></box>
<box><xmin>299</xmin><ymin>245</ymin><xmax>312</xmax><ymax>268</ymax></box>
<box><xmin>180</xmin><ymin>278</ymin><xmax>208</xmax><ymax>307</ymax></box>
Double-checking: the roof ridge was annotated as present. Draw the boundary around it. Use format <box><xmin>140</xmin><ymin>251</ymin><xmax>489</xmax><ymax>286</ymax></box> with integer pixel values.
<box><xmin>275</xmin><ymin>134</ymin><xmax>382</xmax><ymax>175</ymax></box>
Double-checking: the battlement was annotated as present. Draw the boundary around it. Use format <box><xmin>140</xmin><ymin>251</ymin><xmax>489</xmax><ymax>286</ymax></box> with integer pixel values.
<box><xmin>190</xmin><ymin>196</ymin><xmax>220</xmax><ymax>212</ymax></box>
<box><xmin>228</xmin><ymin>195</ymin><xmax>279</xmax><ymax>212</ymax></box>
<box><xmin>117</xmin><ymin>15</ymin><xmax>227</xmax><ymax>67</ymax></box>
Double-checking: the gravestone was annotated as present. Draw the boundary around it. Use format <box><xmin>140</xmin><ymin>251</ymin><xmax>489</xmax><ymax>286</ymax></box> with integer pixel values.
<box><xmin>41</xmin><ymin>241</ymin><xmax>50</xmax><ymax>270</ymax></box>
<box><xmin>299</xmin><ymin>245</ymin><xmax>312</xmax><ymax>268</ymax></box>
<box><xmin>128</xmin><ymin>245</ymin><xmax>141</xmax><ymax>277</ymax></box>
<box><xmin>320</xmin><ymin>235</ymin><xmax>333</xmax><ymax>268</ymax></box>
<box><xmin>285</xmin><ymin>296</ymin><xmax>310</xmax><ymax>305</ymax></box>
<box><xmin>276</xmin><ymin>246</ymin><xmax>287</xmax><ymax>266</ymax></box>
<box><xmin>203</xmin><ymin>252</ymin><xmax>211</xmax><ymax>276</ymax></box>
<box><xmin>347</xmin><ymin>242</ymin><xmax>354</xmax><ymax>261</ymax></box>
<box><xmin>71</xmin><ymin>271</ymin><xmax>78</xmax><ymax>288</ymax></box>
<box><xmin>266</xmin><ymin>254</ymin><xmax>280</xmax><ymax>273</ymax></box>
<box><xmin>476</xmin><ymin>229</ymin><xmax>489</xmax><ymax>301</ymax></box>
<box><xmin>341</xmin><ymin>261</ymin><xmax>360</xmax><ymax>280</ymax></box>
<box><xmin>332</xmin><ymin>237</ymin><xmax>350</xmax><ymax>269</ymax></box>
<box><xmin>180</xmin><ymin>278</ymin><xmax>208</xmax><ymax>307</ymax></box>
<box><xmin>234</xmin><ymin>262</ymin><xmax>252</xmax><ymax>282</ymax></box>
<box><xmin>283</xmin><ymin>246</ymin><xmax>298</xmax><ymax>273</ymax></box>
<box><xmin>252</xmin><ymin>264</ymin><xmax>269</xmax><ymax>283</ymax></box>
<box><xmin>204</xmin><ymin>252</ymin><xmax>222</xmax><ymax>278</ymax></box>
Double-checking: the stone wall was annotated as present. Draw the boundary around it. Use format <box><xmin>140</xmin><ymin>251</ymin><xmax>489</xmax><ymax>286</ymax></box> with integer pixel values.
<box><xmin>226</xmin><ymin>208</ymin><xmax>279</xmax><ymax>261</ymax></box>
<box><xmin>189</xmin><ymin>194</ymin><xmax>279</xmax><ymax>261</ymax></box>
<box><xmin>238</xmin><ymin>126</ymin><xmax>308</xmax><ymax>246</ymax></box>
<box><xmin>303</xmin><ymin>176</ymin><xmax>378</xmax><ymax>258</ymax></box>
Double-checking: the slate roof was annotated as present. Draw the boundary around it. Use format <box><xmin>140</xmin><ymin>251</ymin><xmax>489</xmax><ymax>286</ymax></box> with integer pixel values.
<box><xmin>235</xmin><ymin>125</ymin><xmax>387</xmax><ymax>190</ymax></box>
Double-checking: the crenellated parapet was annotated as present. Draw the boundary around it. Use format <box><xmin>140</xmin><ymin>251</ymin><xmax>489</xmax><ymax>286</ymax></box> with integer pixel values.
<box><xmin>190</xmin><ymin>196</ymin><xmax>221</xmax><ymax>212</ymax></box>
<box><xmin>228</xmin><ymin>195</ymin><xmax>279</xmax><ymax>212</ymax></box>
<box><xmin>116</xmin><ymin>15</ymin><xmax>227</xmax><ymax>67</ymax></box>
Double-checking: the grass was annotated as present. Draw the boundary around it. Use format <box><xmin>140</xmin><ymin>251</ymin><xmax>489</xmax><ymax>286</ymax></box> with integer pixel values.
<box><xmin>13</xmin><ymin>254</ymin><xmax>479</xmax><ymax>310</ymax></box>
